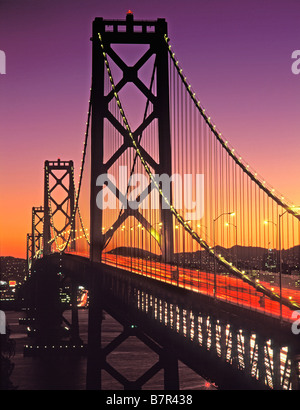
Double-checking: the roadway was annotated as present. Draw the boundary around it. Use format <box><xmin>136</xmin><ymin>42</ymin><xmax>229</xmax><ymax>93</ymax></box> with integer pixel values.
<box><xmin>101</xmin><ymin>254</ymin><xmax>300</xmax><ymax>323</ymax></box>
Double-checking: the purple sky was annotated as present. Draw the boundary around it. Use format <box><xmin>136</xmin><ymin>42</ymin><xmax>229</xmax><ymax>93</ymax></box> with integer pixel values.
<box><xmin>0</xmin><ymin>0</ymin><xmax>300</xmax><ymax>257</ymax></box>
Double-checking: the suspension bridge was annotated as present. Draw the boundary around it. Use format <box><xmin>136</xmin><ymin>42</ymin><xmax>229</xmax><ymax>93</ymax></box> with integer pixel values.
<box><xmin>21</xmin><ymin>12</ymin><xmax>300</xmax><ymax>390</ymax></box>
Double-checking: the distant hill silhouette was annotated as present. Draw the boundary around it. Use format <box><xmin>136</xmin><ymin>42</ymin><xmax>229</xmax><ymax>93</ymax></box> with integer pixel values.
<box><xmin>107</xmin><ymin>245</ymin><xmax>300</xmax><ymax>265</ymax></box>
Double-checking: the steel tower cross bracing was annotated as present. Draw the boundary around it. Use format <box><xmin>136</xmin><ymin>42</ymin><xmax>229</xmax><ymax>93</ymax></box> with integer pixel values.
<box><xmin>90</xmin><ymin>12</ymin><xmax>174</xmax><ymax>263</ymax></box>
<box><xmin>31</xmin><ymin>206</ymin><xmax>44</xmax><ymax>261</ymax></box>
<box><xmin>43</xmin><ymin>159</ymin><xmax>76</xmax><ymax>255</ymax></box>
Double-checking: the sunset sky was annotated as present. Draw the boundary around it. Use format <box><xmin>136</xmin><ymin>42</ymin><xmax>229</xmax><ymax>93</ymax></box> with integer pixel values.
<box><xmin>0</xmin><ymin>0</ymin><xmax>300</xmax><ymax>259</ymax></box>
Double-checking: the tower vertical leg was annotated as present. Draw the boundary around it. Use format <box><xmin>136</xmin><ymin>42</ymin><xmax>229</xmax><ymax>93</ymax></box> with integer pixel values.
<box><xmin>86</xmin><ymin>269</ymin><xmax>103</xmax><ymax>390</ymax></box>
<box><xmin>90</xmin><ymin>18</ymin><xmax>105</xmax><ymax>264</ymax></box>
<box><xmin>163</xmin><ymin>348</ymin><xmax>179</xmax><ymax>390</ymax></box>
<box><xmin>69</xmin><ymin>162</ymin><xmax>76</xmax><ymax>251</ymax></box>
<box><xmin>43</xmin><ymin>161</ymin><xmax>51</xmax><ymax>255</ymax></box>
<box><xmin>156</xmin><ymin>19</ymin><xmax>174</xmax><ymax>263</ymax></box>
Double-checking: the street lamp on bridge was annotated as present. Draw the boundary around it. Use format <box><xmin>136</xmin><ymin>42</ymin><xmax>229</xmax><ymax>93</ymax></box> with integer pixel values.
<box><xmin>225</xmin><ymin>222</ymin><xmax>238</xmax><ymax>268</ymax></box>
<box><xmin>263</xmin><ymin>220</ymin><xmax>278</xmax><ymax>265</ymax></box>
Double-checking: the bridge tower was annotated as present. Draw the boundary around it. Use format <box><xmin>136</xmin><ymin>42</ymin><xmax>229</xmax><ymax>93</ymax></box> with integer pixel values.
<box><xmin>43</xmin><ymin>159</ymin><xmax>76</xmax><ymax>255</ymax></box>
<box><xmin>90</xmin><ymin>12</ymin><xmax>174</xmax><ymax>263</ymax></box>
<box><xmin>31</xmin><ymin>206</ymin><xmax>44</xmax><ymax>260</ymax></box>
<box><xmin>23</xmin><ymin>160</ymin><xmax>81</xmax><ymax>352</ymax></box>
<box><xmin>26</xmin><ymin>233</ymin><xmax>33</xmax><ymax>275</ymax></box>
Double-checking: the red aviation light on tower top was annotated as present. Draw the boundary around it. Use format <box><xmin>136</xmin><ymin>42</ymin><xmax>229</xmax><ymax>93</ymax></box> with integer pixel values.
<box><xmin>126</xmin><ymin>9</ymin><xmax>134</xmax><ymax>28</ymax></box>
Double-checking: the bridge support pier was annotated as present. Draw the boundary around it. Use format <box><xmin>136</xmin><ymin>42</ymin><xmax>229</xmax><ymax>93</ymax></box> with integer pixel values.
<box><xmin>86</xmin><ymin>268</ymin><xmax>181</xmax><ymax>390</ymax></box>
<box><xmin>22</xmin><ymin>258</ymin><xmax>85</xmax><ymax>356</ymax></box>
<box><xmin>86</xmin><ymin>319</ymin><xmax>181</xmax><ymax>390</ymax></box>
<box><xmin>70</xmin><ymin>281</ymin><xmax>81</xmax><ymax>344</ymax></box>
<box><xmin>33</xmin><ymin>262</ymin><xmax>63</xmax><ymax>345</ymax></box>
<box><xmin>86</xmin><ymin>312</ymin><xmax>181</xmax><ymax>390</ymax></box>
<box><xmin>86</xmin><ymin>264</ymin><xmax>104</xmax><ymax>389</ymax></box>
